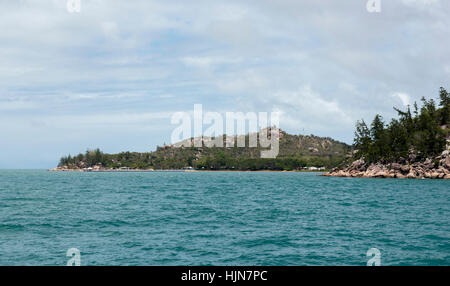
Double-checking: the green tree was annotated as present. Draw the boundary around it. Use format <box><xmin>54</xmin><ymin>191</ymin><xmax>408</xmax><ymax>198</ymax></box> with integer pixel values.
<box><xmin>439</xmin><ymin>87</ymin><xmax>450</xmax><ymax>125</ymax></box>
<box><xmin>354</xmin><ymin>119</ymin><xmax>371</xmax><ymax>158</ymax></box>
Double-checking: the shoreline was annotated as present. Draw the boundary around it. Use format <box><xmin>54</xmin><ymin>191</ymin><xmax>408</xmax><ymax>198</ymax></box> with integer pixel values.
<box><xmin>324</xmin><ymin>151</ymin><xmax>450</xmax><ymax>179</ymax></box>
<box><xmin>46</xmin><ymin>168</ymin><xmax>450</xmax><ymax>178</ymax></box>
<box><xmin>322</xmin><ymin>172</ymin><xmax>450</xmax><ymax>179</ymax></box>
<box><xmin>48</xmin><ymin>168</ymin><xmax>327</xmax><ymax>173</ymax></box>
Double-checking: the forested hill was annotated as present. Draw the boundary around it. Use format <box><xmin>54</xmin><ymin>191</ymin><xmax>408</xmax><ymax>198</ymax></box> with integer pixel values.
<box><xmin>57</xmin><ymin>130</ymin><xmax>351</xmax><ymax>171</ymax></box>
<box><xmin>352</xmin><ymin>87</ymin><xmax>450</xmax><ymax>164</ymax></box>
<box><xmin>327</xmin><ymin>87</ymin><xmax>450</xmax><ymax>179</ymax></box>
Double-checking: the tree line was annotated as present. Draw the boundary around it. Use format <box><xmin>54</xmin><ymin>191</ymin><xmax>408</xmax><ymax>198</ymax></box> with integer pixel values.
<box><xmin>353</xmin><ymin>87</ymin><xmax>450</xmax><ymax>164</ymax></box>
<box><xmin>58</xmin><ymin>148</ymin><xmax>339</xmax><ymax>170</ymax></box>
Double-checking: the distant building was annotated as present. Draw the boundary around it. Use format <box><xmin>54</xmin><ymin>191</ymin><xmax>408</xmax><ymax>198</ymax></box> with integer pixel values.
<box><xmin>306</xmin><ymin>166</ymin><xmax>325</xmax><ymax>171</ymax></box>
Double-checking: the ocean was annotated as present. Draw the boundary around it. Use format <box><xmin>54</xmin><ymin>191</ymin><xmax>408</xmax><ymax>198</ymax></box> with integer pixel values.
<box><xmin>0</xmin><ymin>170</ymin><xmax>448</xmax><ymax>265</ymax></box>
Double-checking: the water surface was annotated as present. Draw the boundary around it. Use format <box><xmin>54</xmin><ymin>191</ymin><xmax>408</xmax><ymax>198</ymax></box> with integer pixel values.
<box><xmin>0</xmin><ymin>170</ymin><xmax>448</xmax><ymax>265</ymax></box>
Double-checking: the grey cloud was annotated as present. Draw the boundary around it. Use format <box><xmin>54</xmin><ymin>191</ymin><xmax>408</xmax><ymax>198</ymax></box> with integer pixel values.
<box><xmin>1</xmin><ymin>0</ymin><xmax>449</xmax><ymax>167</ymax></box>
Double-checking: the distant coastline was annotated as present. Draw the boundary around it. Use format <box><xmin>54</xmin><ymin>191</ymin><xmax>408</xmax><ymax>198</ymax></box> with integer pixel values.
<box><xmin>54</xmin><ymin>130</ymin><xmax>348</xmax><ymax>172</ymax></box>
<box><xmin>53</xmin><ymin>89</ymin><xmax>450</xmax><ymax>179</ymax></box>
<box><xmin>48</xmin><ymin>167</ymin><xmax>327</xmax><ymax>173</ymax></box>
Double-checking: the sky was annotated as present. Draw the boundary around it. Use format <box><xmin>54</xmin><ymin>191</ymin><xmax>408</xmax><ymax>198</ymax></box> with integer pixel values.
<box><xmin>0</xmin><ymin>0</ymin><xmax>449</xmax><ymax>168</ymax></box>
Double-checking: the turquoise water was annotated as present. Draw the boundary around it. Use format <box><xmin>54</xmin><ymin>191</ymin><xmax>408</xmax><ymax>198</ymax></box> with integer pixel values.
<box><xmin>0</xmin><ymin>170</ymin><xmax>448</xmax><ymax>266</ymax></box>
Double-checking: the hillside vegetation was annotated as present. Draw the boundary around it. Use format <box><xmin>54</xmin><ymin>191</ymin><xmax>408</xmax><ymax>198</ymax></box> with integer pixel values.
<box><xmin>58</xmin><ymin>131</ymin><xmax>350</xmax><ymax>171</ymax></box>
<box><xmin>327</xmin><ymin>87</ymin><xmax>450</xmax><ymax>179</ymax></box>
<box><xmin>353</xmin><ymin>87</ymin><xmax>450</xmax><ymax>164</ymax></box>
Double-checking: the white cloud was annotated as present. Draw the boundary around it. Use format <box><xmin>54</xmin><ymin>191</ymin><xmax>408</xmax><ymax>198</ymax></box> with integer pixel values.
<box><xmin>47</xmin><ymin>112</ymin><xmax>172</xmax><ymax>126</ymax></box>
<box><xmin>392</xmin><ymin>92</ymin><xmax>411</xmax><ymax>106</ymax></box>
<box><xmin>181</xmin><ymin>56</ymin><xmax>242</xmax><ymax>69</ymax></box>
<box><xmin>181</xmin><ymin>57</ymin><xmax>214</xmax><ymax>69</ymax></box>
<box><xmin>392</xmin><ymin>92</ymin><xmax>411</xmax><ymax>107</ymax></box>
<box><xmin>338</xmin><ymin>82</ymin><xmax>357</xmax><ymax>93</ymax></box>
<box><xmin>101</xmin><ymin>21</ymin><xmax>119</xmax><ymax>40</ymax></box>
<box><xmin>159</xmin><ymin>94</ymin><xmax>175</xmax><ymax>99</ymax></box>
<box><xmin>0</xmin><ymin>100</ymin><xmax>38</xmax><ymax>110</ymax></box>
<box><xmin>64</xmin><ymin>92</ymin><xmax>145</xmax><ymax>100</ymax></box>
<box><xmin>216</xmin><ymin>70</ymin><xmax>266</xmax><ymax>93</ymax></box>
<box><xmin>401</xmin><ymin>0</ymin><xmax>440</xmax><ymax>6</ymax></box>
<box><xmin>272</xmin><ymin>85</ymin><xmax>352</xmax><ymax>124</ymax></box>
<box><xmin>1</xmin><ymin>0</ymin><xmax>450</xmax><ymax>167</ymax></box>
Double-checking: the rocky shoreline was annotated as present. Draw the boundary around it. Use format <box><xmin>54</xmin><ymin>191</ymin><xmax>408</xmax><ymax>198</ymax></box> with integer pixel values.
<box><xmin>324</xmin><ymin>149</ymin><xmax>450</xmax><ymax>179</ymax></box>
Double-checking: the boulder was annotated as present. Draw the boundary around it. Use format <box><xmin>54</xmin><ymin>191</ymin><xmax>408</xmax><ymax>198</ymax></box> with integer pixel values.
<box><xmin>375</xmin><ymin>171</ymin><xmax>388</xmax><ymax>178</ymax></box>
<box><xmin>415</xmin><ymin>169</ymin><xmax>425</xmax><ymax>178</ymax></box>
<box><xmin>406</xmin><ymin>171</ymin><xmax>417</xmax><ymax>179</ymax></box>
<box><xmin>347</xmin><ymin>159</ymin><xmax>366</xmax><ymax>171</ymax></box>
<box><xmin>391</xmin><ymin>163</ymin><xmax>402</xmax><ymax>170</ymax></box>
<box><xmin>337</xmin><ymin>170</ymin><xmax>346</xmax><ymax>177</ymax></box>
<box><xmin>365</xmin><ymin>164</ymin><xmax>384</xmax><ymax>177</ymax></box>
<box><xmin>326</xmin><ymin>154</ymin><xmax>450</xmax><ymax>179</ymax></box>
<box><xmin>423</xmin><ymin>158</ymin><xmax>434</xmax><ymax>170</ymax></box>
<box><xmin>431</xmin><ymin>172</ymin><xmax>440</xmax><ymax>179</ymax></box>
<box><xmin>396</xmin><ymin>172</ymin><xmax>406</xmax><ymax>179</ymax></box>
<box><xmin>401</xmin><ymin>165</ymin><xmax>410</xmax><ymax>173</ymax></box>
<box><xmin>443</xmin><ymin>156</ymin><xmax>450</xmax><ymax>170</ymax></box>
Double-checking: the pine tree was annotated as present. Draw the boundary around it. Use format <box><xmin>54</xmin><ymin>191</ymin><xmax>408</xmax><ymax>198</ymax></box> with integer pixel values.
<box><xmin>439</xmin><ymin>87</ymin><xmax>450</xmax><ymax>125</ymax></box>
<box><xmin>354</xmin><ymin>119</ymin><xmax>371</xmax><ymax>159</ymax></box>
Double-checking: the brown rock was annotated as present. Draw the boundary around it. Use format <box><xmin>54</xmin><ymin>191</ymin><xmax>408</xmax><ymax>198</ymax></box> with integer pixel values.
<box><xmin>391</xmin><ymin>163</ymin><xmax>402</xmax><ymax>170</ymax></box>
<box><xmin>365</xmin><ymin>164</ymin><xmax>385</xmax><ymax>176</ymax></box>
<box><xmin>444</xmin><ymin>156</ymin><xmax>450</xmax><ymax>169</ymax></box>
<box><xmin>396</xmin><ymin>173</ymin><xmax>406</xmax><ymax>179</ymax></box>
<box><xmin>423</xmin><ymin>158</ymin><xmax>434</xmax><ymax>170</ymax></box>
<box><xmin>347</xmin><ymin>159</ymin><xmax>366</xmax><ymax>172</ymax></box>
<box><xmin>337</xmin><ymin>170</ymin><xmax>346</xmax><ymax>177</ymax></box>
<box><xmin>406</xmin><ymin>171</ymin><xmax>417</xmax><ymax>179</ymax></box>
<box><xmin>441</xmin><ymin>150</ymin><xmax>450</xmax><ymax>158</ymax></box>
<box><xmin>401</xmin><ymin>165</ymin><xmax>410</xmax><ymax>173</ymax></box>
<box><xmin>376</xmin><ymin>171</ymin><xmax>388</xmax><ymax>178</ymax></box>
<box><xmin>415</xmin><ymin>168</ymin><xmax>424</xmax><ymax>178</ymax></box>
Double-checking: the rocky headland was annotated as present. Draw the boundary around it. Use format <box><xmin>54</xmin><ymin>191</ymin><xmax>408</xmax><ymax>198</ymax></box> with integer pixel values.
<box><xmin>325</xmin><ymin>149</ymin><xmax>450</xmax><ymax>179</ymax></box>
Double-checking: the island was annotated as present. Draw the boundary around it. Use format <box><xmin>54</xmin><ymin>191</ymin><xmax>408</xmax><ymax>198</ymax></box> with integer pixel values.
<box><xmin>51</xmin><ymin>130</ymin><xmax>350</xmax><ymax>172</ymax></box>
<box><xmin>52</xmin><ymin>88</ymin><xmax>450</xmax><ymax>179</ymax></box>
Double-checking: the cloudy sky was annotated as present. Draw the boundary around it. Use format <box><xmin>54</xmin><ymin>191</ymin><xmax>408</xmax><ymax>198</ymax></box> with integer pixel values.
<box><xmin>1</xmin><ymin>0</ymin><xmax>449</xmax><ymax>168</ymax></box>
